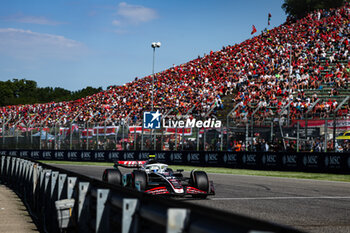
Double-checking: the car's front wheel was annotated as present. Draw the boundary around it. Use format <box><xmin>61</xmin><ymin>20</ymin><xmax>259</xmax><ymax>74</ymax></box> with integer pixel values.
<box><xmin>190</xmin><ymin>170</ymin><xmax>209</xmax><ymax>198</ymax></box>
<box><xmin>132</xmin><ymin>170</ymin><xmax>148</xmax><ymax>191</ymax></box>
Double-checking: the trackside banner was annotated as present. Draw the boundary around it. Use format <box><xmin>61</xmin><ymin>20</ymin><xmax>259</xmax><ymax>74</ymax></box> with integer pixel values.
<box><xmin>1</xmin><ymin>150</ymin><xmax>349</xmax><ymax>174</ymax></box>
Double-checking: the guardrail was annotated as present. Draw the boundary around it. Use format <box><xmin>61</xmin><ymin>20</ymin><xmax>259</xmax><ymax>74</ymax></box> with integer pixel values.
<box><xmin>0</xmin><ymin>155</ymin><xmax>303</xmax><ymax>233</ymax></box>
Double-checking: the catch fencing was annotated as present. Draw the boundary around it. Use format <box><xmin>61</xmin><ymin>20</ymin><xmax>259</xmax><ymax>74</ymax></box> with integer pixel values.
<box><xmin>0</xmin><ymin>155</ymin><xmax>302</xmax><ymax>233</ymax></box>
<box><xmin>1</xmin><ymin>117</ymin><xmax>349</xmax><ymax>153</ymax></box>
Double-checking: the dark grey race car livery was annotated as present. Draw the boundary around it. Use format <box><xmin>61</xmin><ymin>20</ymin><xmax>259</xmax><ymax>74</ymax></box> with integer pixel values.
<box><xmin>102</xmin><ymin>159</ymin><xmax>215</xmax><ymax>198</ymax></box>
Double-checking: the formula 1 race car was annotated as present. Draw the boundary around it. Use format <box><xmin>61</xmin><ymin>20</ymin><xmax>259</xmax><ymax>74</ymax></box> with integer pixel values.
<box><xmin>102</xmin><ymin>156</ymin><xmax>215</xmax><ymax>198</ymax></box>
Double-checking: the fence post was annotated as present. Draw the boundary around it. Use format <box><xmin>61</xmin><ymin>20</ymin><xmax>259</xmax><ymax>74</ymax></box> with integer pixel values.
<box><xmin>58</xmin><ymin>174</ymin><xmax>67</xmax><ymax>200</ymax></box>
<box><xmin>167</xmin><ymin>208</ymin><xmax>189</xmax><ymax>233</ymax></box>
<box><xmin>6</xmin><ymin>156</ymin><xmax>11</xmax><ymax>180</ymax></box>
<box><xmin>96</xmin><ymin>189</ymin><xmax>110</xmax><ymax>233</ymax></box>
<box><xmin>32</xmin><ymin>163</ymin><xmax>38</xmax><ymax>202</ymax></box>
<box><xmin>78</xmin><ymin>182</ymin><xmax>90</xmax><ymax>233</ymax></box>
<box><xmin>42</xmin><ymin>169</ymin><xmax>52</xmax><ymax>233</ymax></box>
<box><xmin>0</xmin><ymin>156</ymin><xmax>4</xmax><ymax>179</ymax></box>
<box><xmin>67</xmin><ymin>177</ymin><xmax>77</xmax><ymax>199</ymax></box>
<box><xmin>11</xmin><ymin>157</ymin><xmax>16</xmax><ymax>182</ymax></box>
<box><xmin>122</xmin><ymin>198</ymin><xmax>139</xmax><ymax>233</ymax></box>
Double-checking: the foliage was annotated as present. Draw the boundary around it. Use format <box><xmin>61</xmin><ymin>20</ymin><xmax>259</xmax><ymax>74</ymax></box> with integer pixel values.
<box><xmin>0</xmin><ymin>79</ymin><xmax>103</xmax><ymax>106</ymax></box>
<box><xmin>282</xmin><ymin>0</ymin><xmax>345</xmax><ymax>19</ymax></box>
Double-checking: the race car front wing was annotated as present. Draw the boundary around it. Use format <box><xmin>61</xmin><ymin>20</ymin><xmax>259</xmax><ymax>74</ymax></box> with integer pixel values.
<box><xmin>144</xmin><ymin>181</ymin><xmax>215</xmax><ymax>196</ymax></box>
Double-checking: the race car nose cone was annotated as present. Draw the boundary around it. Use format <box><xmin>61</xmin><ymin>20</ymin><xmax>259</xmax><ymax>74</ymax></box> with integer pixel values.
<box><xmin>174</xmin><ymin>188</ymin><xmax>184</xmax><ymax>194</ymax></box>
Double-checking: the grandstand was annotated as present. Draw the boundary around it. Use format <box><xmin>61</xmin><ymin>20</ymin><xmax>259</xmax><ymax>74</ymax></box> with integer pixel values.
<box><xmin>0</xmin><ymin>3</ymin><xmax>349</xmax><ymax>152</ymax></box>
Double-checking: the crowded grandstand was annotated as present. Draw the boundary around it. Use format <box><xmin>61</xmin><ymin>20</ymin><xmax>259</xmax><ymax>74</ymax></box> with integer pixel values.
<box><xmin>0</xmin><ymin>3</ymin><xmax>349</xmax><ymax>152</ymax></box>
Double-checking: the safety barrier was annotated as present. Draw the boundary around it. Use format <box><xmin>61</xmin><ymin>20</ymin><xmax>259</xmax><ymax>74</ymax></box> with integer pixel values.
<box><xmin>0</xmin><ymin>155</ymin><xmax>302</xmax><ymax>233</ymax></box>
<box><xmin>1</xmin><ymin>149</ymin><xmax>350</xmax><ymax>174</ymax></box>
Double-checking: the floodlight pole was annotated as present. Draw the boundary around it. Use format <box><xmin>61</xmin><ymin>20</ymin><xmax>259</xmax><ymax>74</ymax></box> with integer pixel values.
<box><xmin>151</xmin><ymin>42</ymin><xmax>161</xmax><ymax>111</ymax></box>
<box><xmin>152</xmin><ymin>47</ymin><xmax>155</xmax><ymax>112</ymax></box>
<box><xmin>151</xmin><ymin>42</ymin><xmax>161</xmax><ymax>151</ymax></box>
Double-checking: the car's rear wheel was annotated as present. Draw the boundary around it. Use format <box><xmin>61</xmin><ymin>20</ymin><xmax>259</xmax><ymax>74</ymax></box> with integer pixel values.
<box><xmin>102</xmin><ymin>169</ymin><xmax>122</xmax><ymax>186</ymax></box>
<box><xmin>190</xmin><ymin>170</ymin><xmax>209</xmax><ymax>199</ymax></box>
<box><xmin>132</xmin><ymin>170</ymin><xmax>148</xmax><ymax>191</ymax></box>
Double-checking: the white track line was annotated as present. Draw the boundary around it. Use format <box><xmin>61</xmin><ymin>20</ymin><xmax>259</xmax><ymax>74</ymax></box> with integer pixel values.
<box><xmin>210</xmin><ymin>196</ymin><xmax>350</xmax><ymax>201</ymax></box>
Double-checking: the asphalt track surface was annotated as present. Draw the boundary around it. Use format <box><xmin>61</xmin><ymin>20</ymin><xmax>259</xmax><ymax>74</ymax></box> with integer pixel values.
<box><xmin>52</xmin><ymin>164</ymin><xmax>350</xmax><ymax>233</ymax></box>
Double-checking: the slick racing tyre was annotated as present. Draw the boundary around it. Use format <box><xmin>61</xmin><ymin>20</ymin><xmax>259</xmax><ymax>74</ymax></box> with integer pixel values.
<box><xmin>102</xmin><ymin>169</ymin><xmax>122</xmax><ymax>186</ymax></box>
<box><xmin>190</xmin><ymin>170</ymin><xmax>209</xmax><ymax>198</ymax></box>
<box><xmin>132</xmin><ymin>170</ymin><xmax>148</xmax><ymax>191</ymax></box>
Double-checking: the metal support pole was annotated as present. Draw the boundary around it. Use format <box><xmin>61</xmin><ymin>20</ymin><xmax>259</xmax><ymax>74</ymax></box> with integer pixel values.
<box><xmin>220</xmin><ymin>125</ymin><xmax>224</xmax><ymax>151</ymax></box>
<box><xmin>141</xmin><ymin>124</ymin><xmax>144</xmax><ymax>151</ymax></box>
<box><xmin>251</xmin><ymin>117</ymin><xmax>254</xmax><ymax>151</ymax></box>
<box><xmin>250</xmin><ymin>104</ymin><xmax>261</xmax><ymax>152</ymax></box>
<box><xmin>161</xmin><ymin>108</ymin><xmax>174</xmax><ymax>151</ymax></box>
<box><xmin>305</xmin><ymin>114</ymin><xmax>308</xmax><ymax>151</ymax></box>
<box><xmin>70</xmin><ymin>113</ymin><xmax>82</xmax><ymax>150</ymax></box>
<box><xmin>333</xmin><ymin>114</ymin><xmax>336</xmax><ymax>152</ymax></box>
<box><xmin>152</xmin><ymin>47</ymin><xmax>155</xmax><ymax>112</ymax></box>
<box><xmin>226</xmin><ymin>104</ymin><xmax>241</xmax><ymax>150</ymax></box>
<box><xmin>96</xmin><ymin>123</ymin><xmax>100</xmax><ymax>150</ymax></box>
<box><xmin>196</xmin><ymin>127</ymin><xmax>200</xmax><ymax>151</ymax></box>
<box><xmin>324</xmin><ymin>119</ymin><xmax>328</xmax><ymax>152</ymax></box>
<box><xmin>332</xmin><ymin>97</ymin><xmax>350</xmax><ymax>150</ymax></box>
<box><xmin>175</xmin><ymin>125</ymin><xmax>178</xmax><ymax>151</ymax></box>
<box><xmin>279</xmin><ymin>119</ymin><xmax>287</xmax><ymax>151</ymax></box>
<box><xmin>134</xmin><ymin>126</ymin><xmax>137</xmax><ymax>150</ymax></box>
<box><xmin>203</xmin><ymin>128</ymin><xmax>206</xmax><ymax>151</ymax></box>
<box><xmin>245</xmin><ymin>122</ymin><xmax>249</xmax><ymax>150</ymax></box>
<box><xmin>297</xmin><ymin>121</ymin><xmax>300</xmax><ymax>152</ymax></box>
<box><xmin>270</xmin><ymin>120</ymin><xmax>273</xmax><ymax>142</ymax></box>
<box><xmin>86</xmin><ymin>122</ymin><xmax>89</xmax><ymax>150</ymax></box>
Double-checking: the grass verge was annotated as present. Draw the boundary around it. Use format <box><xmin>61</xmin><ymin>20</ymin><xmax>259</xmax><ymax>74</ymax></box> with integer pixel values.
<box><xmin>40</xmin><ymin>160</ymin><xmax>350</xmax><ymax>182</ymax></box>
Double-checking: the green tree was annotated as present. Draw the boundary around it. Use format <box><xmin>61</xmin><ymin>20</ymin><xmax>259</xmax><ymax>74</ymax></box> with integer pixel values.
<box><xmin>282</xmin><ymin>0</ymin><xmax>345</xmax><ymax>19</ymax></box>
<box><xmin>0</xmin><ymin>78</ymin><xmax>103</xmax><ymax>106</ymax></box>
<box><xmin>71</xmin><ymin>86</ymin><xmax>103</xmax><ymax>100</ymax></box>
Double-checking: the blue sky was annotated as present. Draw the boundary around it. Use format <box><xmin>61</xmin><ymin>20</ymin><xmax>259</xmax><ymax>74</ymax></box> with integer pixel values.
<box><xmin>0</xmin><ymin>0</ymin><xmax>286</xmax><ymax>91</ymax></box>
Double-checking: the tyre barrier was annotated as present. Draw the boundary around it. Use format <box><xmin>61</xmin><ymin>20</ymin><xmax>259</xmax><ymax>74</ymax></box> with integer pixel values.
<box><xmin>0</xmin><ymin>155</ymin><xmax>302</xmax><ymax>233</ymax></box>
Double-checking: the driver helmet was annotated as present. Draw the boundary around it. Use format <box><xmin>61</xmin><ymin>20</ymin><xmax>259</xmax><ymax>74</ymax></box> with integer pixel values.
<box><xmin>147</xmin><ymin>154</ymin><xmax>158</xmax><ymax>164</ymax></box>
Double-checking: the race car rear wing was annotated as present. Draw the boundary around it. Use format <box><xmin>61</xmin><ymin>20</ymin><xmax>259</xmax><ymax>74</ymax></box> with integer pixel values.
<box><xmin>114</xmin><ymin>161</ymin><xmax>147</xmax><ymax>168</ymax></box>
